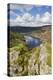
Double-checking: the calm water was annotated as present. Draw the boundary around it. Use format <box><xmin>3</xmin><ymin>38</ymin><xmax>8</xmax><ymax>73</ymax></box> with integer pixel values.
<box><xmin>24</xmin><ymin>35</ymin><xmax>42</xmax><ymax>48</ymax></box>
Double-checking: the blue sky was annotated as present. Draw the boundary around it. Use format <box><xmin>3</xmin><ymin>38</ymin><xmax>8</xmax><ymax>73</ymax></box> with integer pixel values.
<box><xmin>9</xmin><ymin>4</ymin><xmax>52</xmax><ymax>26</ymax></box>
<box><xmin>28</xmin><ymin>6</ymin><xmax>51</xmax><ymax>16</ymax></box>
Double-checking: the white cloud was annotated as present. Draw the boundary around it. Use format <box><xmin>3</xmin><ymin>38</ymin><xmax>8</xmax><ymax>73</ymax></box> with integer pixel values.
<box><xmin>10</xmin><ymin>4</ymin><xmax>33</xmax><ymax>13</ymax></box>
<box><xmin>10</xmin><ymin>12</ymin><xmax>52</xmax><ymax>27</ymax></box>
<box><xmin>40</xmin><ymin>12</ymin><xmax>51</xmax><ymax>24</ymax></box>
<box><xmin>22</xmin><ymin>13</ymin><xmax>34</xmax><ymax>22</ymax></box>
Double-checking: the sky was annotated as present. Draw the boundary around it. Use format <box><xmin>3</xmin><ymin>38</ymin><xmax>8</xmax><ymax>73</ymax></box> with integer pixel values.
<box><xmin>8</xmin><ymin>4</ymin><xmax>52</xmax><ymax>27</ymax></box>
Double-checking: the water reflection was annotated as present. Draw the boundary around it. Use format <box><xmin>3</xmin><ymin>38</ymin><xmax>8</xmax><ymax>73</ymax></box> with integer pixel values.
<box><xmin>24</xmin><ymin>35</ymin><xmax>42</xmax><ymax>48</ymax></box>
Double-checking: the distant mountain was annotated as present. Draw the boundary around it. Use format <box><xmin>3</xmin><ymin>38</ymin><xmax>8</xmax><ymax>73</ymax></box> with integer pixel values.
<box><xmin>9</xmin><ymin>25</ymin><xmax>51</xmax><ymax>33</ymax></box>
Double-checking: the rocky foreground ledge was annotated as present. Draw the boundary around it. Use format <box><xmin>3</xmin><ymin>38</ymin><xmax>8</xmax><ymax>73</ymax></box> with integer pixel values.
<box><xmin>8</xmin><ymin>42</ymin><xmax>51</xmax><ymax>76</ymax></box>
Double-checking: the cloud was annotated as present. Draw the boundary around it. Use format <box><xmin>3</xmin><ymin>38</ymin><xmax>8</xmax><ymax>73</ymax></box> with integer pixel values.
<box><xmin>40</xmin><ymin>12</ymin><xmax>51</xmax><ymax>24</ymax></box>
<box><xmin>10</xmin><ymin>4</ymin><xmax>33</xmax><ymax>13</ymax></box>
<box><xmin>9</xmin><ymin>12</ymin><xmax>52</xmax><ymax>27</ymax></box>
<box><xmin>22</xmin><ymin>13</ymin><xmax>34</xmax><ymax>22</ymax></box>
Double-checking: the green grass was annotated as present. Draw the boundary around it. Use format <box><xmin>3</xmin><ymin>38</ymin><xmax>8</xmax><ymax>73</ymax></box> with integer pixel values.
<box><xmin>9</xmin><ymin>30</ymin><xmax>51</xmax><ymax>75</ymax></box>
<box><xmin>45</xmin><ymin>42</ymin><xmax>51</xmax><ymax>67</ymax></box>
